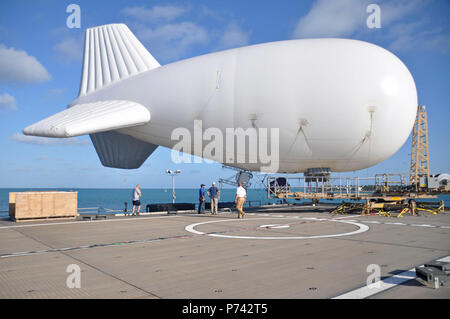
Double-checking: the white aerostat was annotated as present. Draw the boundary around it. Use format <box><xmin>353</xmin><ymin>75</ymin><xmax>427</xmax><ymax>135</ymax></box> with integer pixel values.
<box><xmin>24</xmin><ymin>24</ymin><xmax>417</xmax><ymax>173</ymax></box>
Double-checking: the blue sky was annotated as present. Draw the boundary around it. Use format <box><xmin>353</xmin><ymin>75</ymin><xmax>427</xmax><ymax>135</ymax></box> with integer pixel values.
<box><xmin>0</xmin><ymin>0</ymin><xmax>449</xmax><ymax>188</ymax></box>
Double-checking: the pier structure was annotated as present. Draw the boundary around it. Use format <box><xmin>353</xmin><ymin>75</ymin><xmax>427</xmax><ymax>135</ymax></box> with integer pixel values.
<box><xmin>266</xmin><ymin>173</ymin><xmax>444</xmax><ymax>217</ymax></box>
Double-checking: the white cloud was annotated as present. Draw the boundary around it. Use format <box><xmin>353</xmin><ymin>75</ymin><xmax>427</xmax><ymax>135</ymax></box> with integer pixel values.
<box><xmin>142</xmin><ymin>22</ymin><xmax>208</xmax><ymax>45</ymax></box>
<box><xmin>292</xmin><ymin>0</ymin><xmax>427</xmax><ymax>38</ymax></box>
<box><xmin>217</xmin><ymin>22</ymin><xmax>251</xmax><ymax>50</ymax></box>
<box><xmin>11</xmin><ymin>132</ymin><xmax>90</xmax><ymax>146</ymax></box>
<box><xmin>0</xmin><ymin>93</ymin><xmax>17</xmax><ymax>110</ymax></box>
<box><xmin>53</xmin><ymin>37</ymin><xmax>83</xmax><ymax>62</ymax></box>
<box><xmin>122</xmin><ymin>5</ymin><xmax>186</xmax><ymax>22</ymax></box>
<box><xmin>292</xmin><ymin>0</ymin><xmax>368</xmax><ymax>38</ymax></box>
<box><xmin>387</xmin><ymin>22</ymin><xmax>450</xmax><ymax>54</ymax></box>
<box><xmin>380</xmin><ymin>0</ymin><xmax>427</xmax><ymax>25</ymax></box>
<box><xmin>122</xmin><ymin>4</ymin><xmax>211</xmax><ymax>62</ymax></box>
<box><xmin>377</xmin><ymin>0</ymin><xmax>448</xmax><ymax>54</ymax></box>
<box><xmin>123</xmin><ymin>5</ymin><xmax>252</xmax><ymax>62</ymax></box>
<box><xmin>200</xmin><ymin>6</ymin><xmax>219</xmax><ymax>19</ymax></box>
<box><xmin>134</xmin><ymin>22</ymin><xmax>209</xmax><ymax>61</ymax></box>
<box><xmin>44</xmin><ymin>88</ymin><xmax>66</xmax><ymax>99</ymax></box>
<box><xmin>291</xmin><ymin>0</ymin><xmax>448</xmax><ymax>54</ymax></box>
<box><xmin>0</xmin><ymin>45</ymin><xmax>51</xmax><ymax>83</ymax></box>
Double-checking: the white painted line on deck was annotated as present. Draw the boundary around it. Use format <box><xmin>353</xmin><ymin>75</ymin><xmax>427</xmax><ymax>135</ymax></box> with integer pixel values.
<box><xmin>115</xmin><ymin>212</ymin><xmax>166</xmax><ymax>216</ymax></box>
<box><xmin>333</xmin><ymin>215</ymin><xmax>362</xmax><ymax>220</ymax></box>
<box><xmin>352</xmin><ymin>220</ymin><xmax>447</xmax><ymax>229</ymax></box>
<box><xmin>259</xmin><ymin>224</ymin><xmax>291</xmax><ymax>229</ymax></box>
<box><xmin>0</xmin><ymin>215</ymin><xmax>182</xmax><ymax>230</ymax></box>
<box><xmin>333</xmin><ymin>255</ymin><xmax>450</xmax><ymax>299</ymax></box>
<box><xmin>185</xmin><ymin>217</ymin><xmax>369</xmax><ymax>240</ymax></box>
<box><xmin>410</xmin><ymin>224</ymin><xmax>435</xmax><ymax>228</ymax></box>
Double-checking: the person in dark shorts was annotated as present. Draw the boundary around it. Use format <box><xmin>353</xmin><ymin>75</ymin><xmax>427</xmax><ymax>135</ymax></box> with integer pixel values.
<box><xmin>198</xmin><ymin>184</ymin><xmax>206</xmax><ymax>214</ymax></box>
<box><xmin>132</xmin><ymin>184</ymin><xmax>142</xmax><ymax>216</ymax></box>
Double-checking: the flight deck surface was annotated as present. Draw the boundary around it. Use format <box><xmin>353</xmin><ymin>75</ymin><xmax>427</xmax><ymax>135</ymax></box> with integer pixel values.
<box><xmin>0</xmin><ymin>205</ymin><xmax>449</xmax><ymax>299</ymax></box>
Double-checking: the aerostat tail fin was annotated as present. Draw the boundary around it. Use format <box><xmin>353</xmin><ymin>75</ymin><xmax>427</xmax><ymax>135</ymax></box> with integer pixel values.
<box><xmin>79</xmin><ymin>23</ymin><xmax>160</xmax><ymax>96</ymax></box>
<box><xmin>90</xmin><ymin>131</ymin><xmax>158</xmax><ymax>169</ymax></box>
<box><xmin>22</xmin><ymin>24</ymin><xmax>160</xmax><ymax>169</ymax></box>
<box><xmin>23</xmin><ymin>100</ymin><xmax>150</xmax><ymax>138</ymax></box>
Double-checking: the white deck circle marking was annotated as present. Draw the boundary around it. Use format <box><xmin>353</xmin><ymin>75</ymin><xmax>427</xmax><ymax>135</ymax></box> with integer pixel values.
<box><xmin>259</xmin><ymin>224</ymin><xmax>291</xmax><ymax>229</ymax></box>
<box><xmin>185</xmin><ymin>217</ymin><xmax>369</xmax><ymax>240</ymax></box>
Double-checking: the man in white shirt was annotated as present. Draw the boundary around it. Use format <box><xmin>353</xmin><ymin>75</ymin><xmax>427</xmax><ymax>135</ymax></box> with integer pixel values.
<box><xmin>132</xmin><ymin>184</ymin><xmax>142</xmax><ymax>216</ymax></box>
<box><xmin>235</xmin><ymin>182</ymin><xmax>247</xmax><ymax>219</ymax></box>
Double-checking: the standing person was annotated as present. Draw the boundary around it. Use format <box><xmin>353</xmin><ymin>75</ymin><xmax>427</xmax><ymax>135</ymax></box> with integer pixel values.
<box><xmin>207</xmin><ymin>182</ymin><xmax>220</xmax><ymax>215</ymax></box>
<box><xmin>235</xmin><ymin>182</ymin><xmax>247</xmax><ymax>219</ymax></box>
<box><xmin>198</xmin><ymin>184</ymin><xmax>206</xmax><ymax>214</ymax></box>
<box><xmin>132</xmin><ymin>184</ymin><xmax>142</xmax><ymax>216</ymax></box>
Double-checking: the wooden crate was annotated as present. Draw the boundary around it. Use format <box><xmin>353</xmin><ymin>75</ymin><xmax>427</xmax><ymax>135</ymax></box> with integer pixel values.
<box><xmin>9</xmin><ymin>191</ymin><xmax>78</xmax><ymax>222</ymax></box>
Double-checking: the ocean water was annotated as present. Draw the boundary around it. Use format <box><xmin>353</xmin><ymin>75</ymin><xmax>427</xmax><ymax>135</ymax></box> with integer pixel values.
<box><xmin>1</xmin><ymin>188</ymin><xmax>448</xmax><ymax>218</ymax></box>
<box><xmin>0</xmin><ymin>188</ymin><xmax>282</xmax><ymax>217</ymax></box>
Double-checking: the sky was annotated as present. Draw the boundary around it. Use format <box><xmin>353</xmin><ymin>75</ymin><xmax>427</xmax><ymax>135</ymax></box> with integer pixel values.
<box><xmin>0</xmin><ymin>0</ymin><xmax>449</xmax><ymax>189</ymax></box>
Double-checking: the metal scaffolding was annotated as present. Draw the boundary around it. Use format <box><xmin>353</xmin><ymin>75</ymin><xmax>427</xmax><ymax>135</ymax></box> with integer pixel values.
<box><xmin>410</xmin><ymin>105</ymin><xmax>430</xmax><ymax>191</ymax></box>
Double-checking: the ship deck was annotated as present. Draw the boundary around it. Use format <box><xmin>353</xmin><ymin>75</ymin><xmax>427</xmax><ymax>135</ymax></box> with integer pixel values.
<box><xmin>0</xmin><ymin>205</ymin><xmax>449</xmax><ymax>299</ymax></box>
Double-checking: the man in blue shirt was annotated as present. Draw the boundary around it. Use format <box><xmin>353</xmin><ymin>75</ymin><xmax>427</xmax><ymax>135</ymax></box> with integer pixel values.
<box><xmin>207</xmin><ymin>182</ymin><xmax>220</xmax><ymax>215</ymax></box>
<box><xmin>198</xmin><ymin>184</ymin><xmax>206</xmax><ymax>214</ymax></box>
